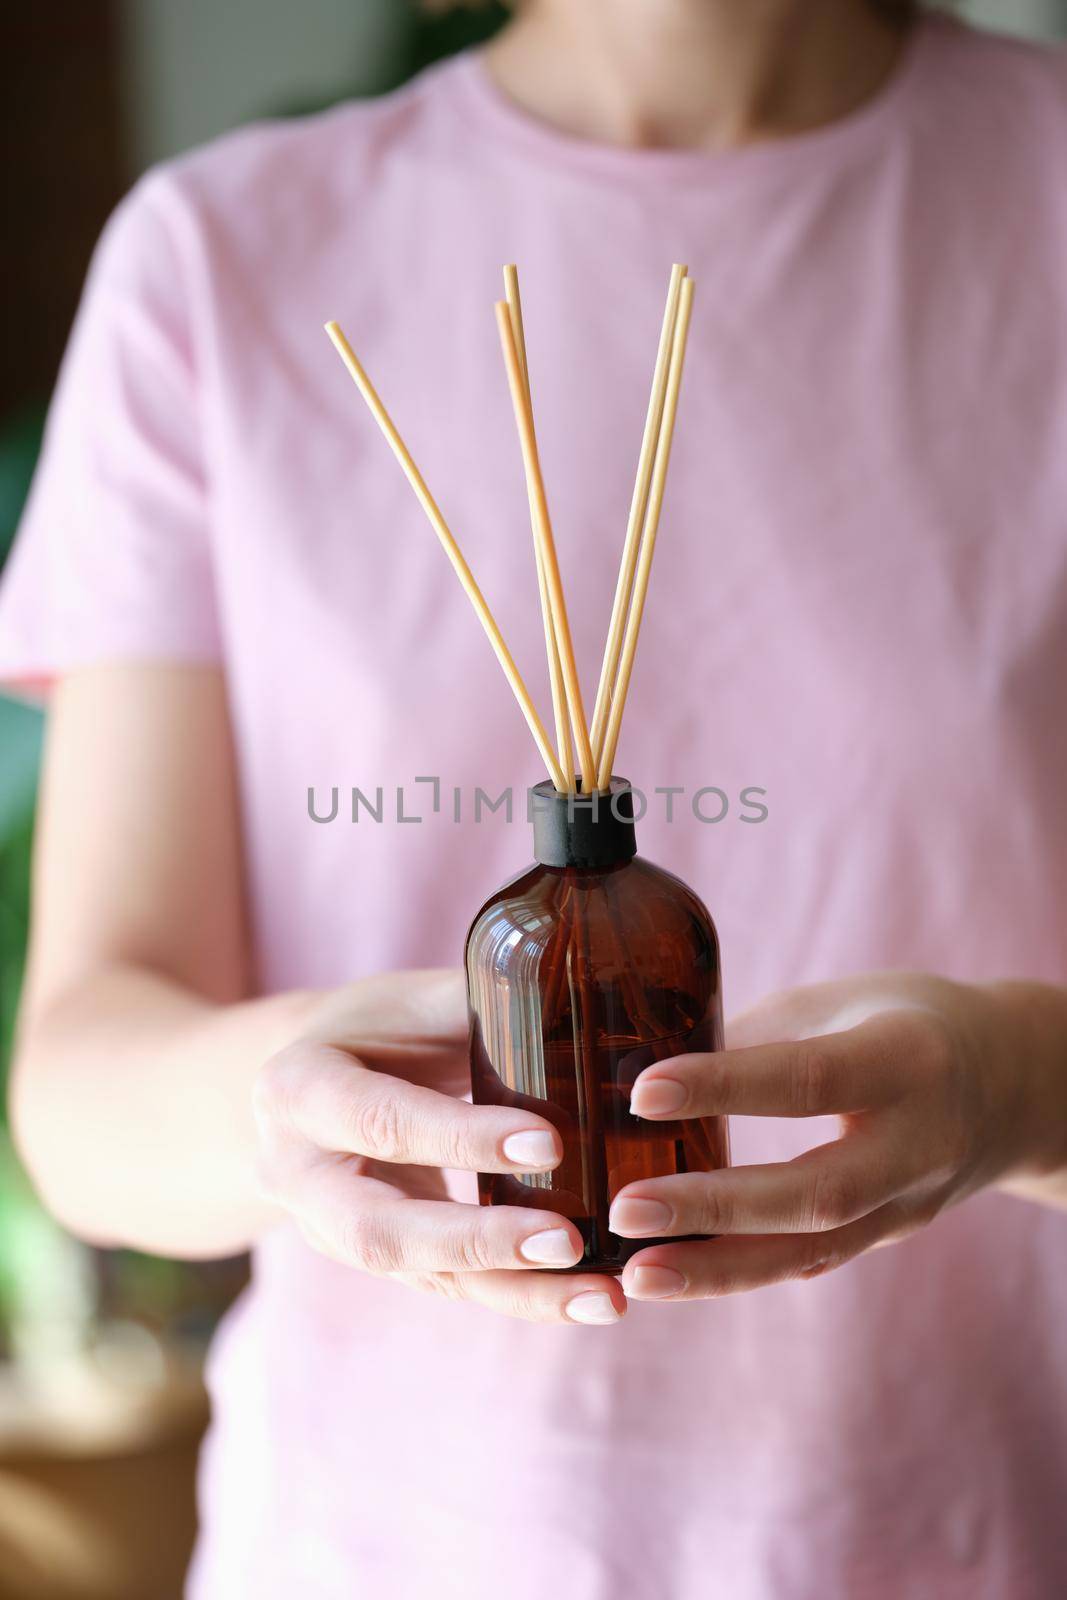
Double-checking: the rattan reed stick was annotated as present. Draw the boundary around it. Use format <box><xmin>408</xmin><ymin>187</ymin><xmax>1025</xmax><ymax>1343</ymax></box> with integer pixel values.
<box><xmin>590</xmin><ymin>263</ymin><xmax>687</xmax><ymax>769</ymax></box>
<box><xmin>325</xmin><ymin>319</ymin><xmax>567</xmax><ymax>792</ymax></box>
<box><xmin>596</xmin><ymin>276</ymin><xmax>695</xmax><ymax>791</ymax></box>
<box><xmin>503</xmin><ymin>266</ymin><xmax>575</xmax><ymax>793</ymax></box>
<box><xmin>494</xmin><ymin>303</ymin><xmax>597</xmax><ymax>793</ymax></box>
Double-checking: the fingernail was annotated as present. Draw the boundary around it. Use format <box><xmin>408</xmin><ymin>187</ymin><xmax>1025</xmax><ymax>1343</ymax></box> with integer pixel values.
<box><xmin>609</xmin><ymin>1197</ymin><xmax>673</xmax><ymax>1237</ymax></box>
<box><xmin>502</xmin><ymin>1130</ymin><xmax>559</xmax><ymax>1169</ymax></box>
<box><xmin>519</xmin><ymin>1228</ymin><xmax>579</xmax><ymax>1265</ymax></box>
<box><xmin>566</xmin><ymin>1291</ymin><xmax>621</xmax><ymax>1325</ymax></box>
<box><xmin>626</xmin><ymin>1265</ymin><xmax>686</xmax><ymax>1300</ymax></box>
<box><xmin>630</xmin><ymin>1077</ymin><xmax>687</xmax><ymax>1117</ymax></box>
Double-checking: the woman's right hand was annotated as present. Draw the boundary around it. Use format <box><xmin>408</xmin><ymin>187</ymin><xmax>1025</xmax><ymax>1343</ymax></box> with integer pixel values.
<box><xmin>252</xmin><ymin>968</ymin><xmax>626</xmax><ymax>1325</ymax></box>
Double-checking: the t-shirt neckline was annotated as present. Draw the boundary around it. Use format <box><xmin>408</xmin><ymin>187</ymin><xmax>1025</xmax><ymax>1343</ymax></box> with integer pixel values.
<box><xmin>448</xmin><ymin>15</ymin><xmax>944</xmax><ymax>188</ymax></box>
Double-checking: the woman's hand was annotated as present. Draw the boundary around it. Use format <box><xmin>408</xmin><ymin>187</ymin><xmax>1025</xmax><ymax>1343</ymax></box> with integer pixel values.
<box><xmin>611</xmin><ymin>973</ymin><xmax>1067</xmax><ymax>1303</ymax></box>
<box><xmin>253</xmin><ymin>968</ymin><xmax>625</xmax><ymax>1325</ymax></box>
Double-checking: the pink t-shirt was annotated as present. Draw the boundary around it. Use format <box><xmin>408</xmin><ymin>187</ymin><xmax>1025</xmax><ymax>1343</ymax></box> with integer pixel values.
<box><xmin>3</xmin><ymin>16</ymin><xmax>1067</xmax><ymax>1597</ymax></box>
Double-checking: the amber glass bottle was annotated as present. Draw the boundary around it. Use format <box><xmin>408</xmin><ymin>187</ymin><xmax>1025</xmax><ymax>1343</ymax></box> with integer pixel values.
<box><xmin>465</xmin><ymin>777</ymin><xmax>728</xmax><ymax>1274</ymax></box>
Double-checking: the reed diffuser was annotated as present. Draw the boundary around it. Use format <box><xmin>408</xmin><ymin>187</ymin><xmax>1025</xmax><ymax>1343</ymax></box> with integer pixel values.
<box><xmin>326</xmin><ymin>264</ymin><xmax>728</xmax><ymax>1273</ymax></box>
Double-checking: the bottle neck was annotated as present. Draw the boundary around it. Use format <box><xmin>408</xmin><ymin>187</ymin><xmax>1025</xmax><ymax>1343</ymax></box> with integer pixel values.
<box><xmin>530</xmin><ymin>777</ymin><xmax>637</xmax><ymax>869</ymax></box>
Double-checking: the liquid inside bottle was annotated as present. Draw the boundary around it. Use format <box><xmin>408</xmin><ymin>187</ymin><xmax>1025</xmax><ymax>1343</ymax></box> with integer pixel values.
<box><xmin>465</xmin><ymin>778</ymin><xmax>728</xmax><ymax>1274</ymax></box>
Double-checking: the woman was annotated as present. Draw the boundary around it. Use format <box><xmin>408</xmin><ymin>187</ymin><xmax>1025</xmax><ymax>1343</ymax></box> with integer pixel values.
<box><xmin>2</xmin><ymin>0</ymin><xmax>1066</xmax><ymax>1594</ymax></box>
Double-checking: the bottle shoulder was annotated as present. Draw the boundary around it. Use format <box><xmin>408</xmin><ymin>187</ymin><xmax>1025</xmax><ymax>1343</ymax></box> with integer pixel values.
<box><xmin>627</xmin><ymin>855</ymin><xmax>718</xmax><ymax>941</ymax></box>
<box><xmin>465</xmin><ymin>860</ymin><xmax>541</xmax><ymax>949</ymax></box>
<box><xmin>465</xmin><ymin>853</ymin><xmax>718</xmax><ymax>961</ymax></box>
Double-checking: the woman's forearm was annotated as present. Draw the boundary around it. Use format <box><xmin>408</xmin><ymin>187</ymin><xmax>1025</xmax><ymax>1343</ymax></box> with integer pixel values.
<box><xmin>11</xmin><ymin>962</ymin><xmax>316</xmax><ymax>1257</ymax></box>
<box><xmin>989</xmin><ymin>980</ymin><xmax>1067</xmax><ymax>1210</ymax></box>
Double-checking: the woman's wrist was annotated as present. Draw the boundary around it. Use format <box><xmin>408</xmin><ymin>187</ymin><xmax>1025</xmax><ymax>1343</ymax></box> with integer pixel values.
<box><xmin>984</xmin><ymin>980</ymin><xmax>1067</xmax><ymax>1205</ymax></box>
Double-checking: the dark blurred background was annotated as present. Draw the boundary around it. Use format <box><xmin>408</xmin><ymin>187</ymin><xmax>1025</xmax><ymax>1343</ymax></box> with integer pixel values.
<box><xmin>0</xmin><ymin>2</ymin><xmax>1063</xmax><ymax>1595</ymax></box>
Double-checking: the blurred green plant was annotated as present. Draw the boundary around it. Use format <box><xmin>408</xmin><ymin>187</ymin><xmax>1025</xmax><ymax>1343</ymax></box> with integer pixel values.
<box><xmin>0</xmin><ymin>770</ymin><xmax>36</xmax><ymax>1095</ymax></box>
<box><xmin>0</xmin><ymin>405</ymin><xmax>46</xmax><ymax>1112</ymax></box>
<box><xmin>394</xmin><ymin>1</ymin><xmax>509</xmax><ymax>83</ymax></box>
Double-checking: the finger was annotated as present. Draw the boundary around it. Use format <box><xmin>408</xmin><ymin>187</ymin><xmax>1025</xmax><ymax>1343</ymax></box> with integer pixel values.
<box><xmin>395</xmin><ymin>1268</ymin><xmax>628</xmax><ymax>1326</ymax></box>
<box><xmin>620</xmin><ymin>1200</ymin><xmax>912</xmax><ymax>1302</ymax></box>
<box><xmin>291</xmin><ymin>1161</ymin><xmax>589</xmax><ymax>1274</ymax></box>
<box><xmin>609</xmin><ymin>1133</ymin><xmax>910</xmax><ymax>1238</ymax></box>
<box><xmin>629</xmin><ymin>1024</ymin><xmax>908</xmax><ymax>1120</ymax></box>
<box><xmin>262</xmin><ymin>1043</ymin><xmax>564</xmax><ymax>1173</ymax></box>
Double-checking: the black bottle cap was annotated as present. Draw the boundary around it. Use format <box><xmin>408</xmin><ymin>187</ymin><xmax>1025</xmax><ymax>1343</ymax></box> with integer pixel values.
<box><xmin>530</xmin><ymin>776</ymin><xmax>637</xmax><ymax>868</ymax></box>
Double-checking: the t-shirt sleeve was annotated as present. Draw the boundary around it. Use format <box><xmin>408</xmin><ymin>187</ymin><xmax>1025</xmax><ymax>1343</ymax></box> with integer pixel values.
<box><xmin>0</xmin><ymin>170</ymin><xmax>222</xmax><ymax>696</ymax></box>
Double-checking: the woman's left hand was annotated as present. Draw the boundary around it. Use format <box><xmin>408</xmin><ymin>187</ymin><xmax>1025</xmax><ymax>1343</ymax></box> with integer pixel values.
<box><xmin>612</xmin><ymin>973</ymin><xmax>1067</xmax><ymax>1302</ymax></box>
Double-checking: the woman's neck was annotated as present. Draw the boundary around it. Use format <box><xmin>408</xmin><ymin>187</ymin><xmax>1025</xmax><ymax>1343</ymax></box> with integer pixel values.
<box><xmin>484</xmin><ymin>0</ymin><xmax>912</xmax><ymax>151</ymax></box>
